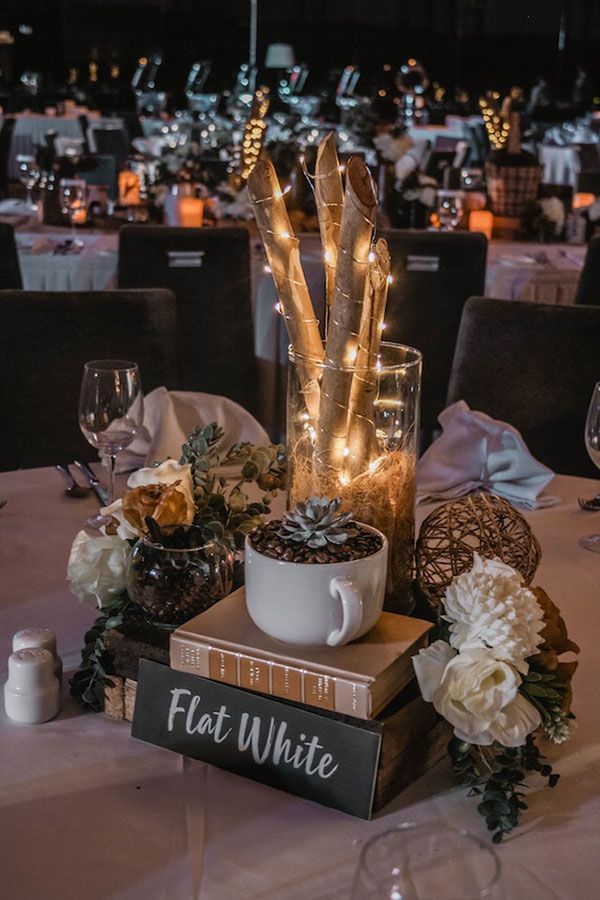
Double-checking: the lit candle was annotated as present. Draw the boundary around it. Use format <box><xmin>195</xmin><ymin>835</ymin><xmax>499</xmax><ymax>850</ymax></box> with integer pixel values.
<box><xmin>573</xmin><ymin>192</ymin><xmax>595</xmax><ymax>210</ymax></box>
<box><xmin>469</xmin><ymin>209</ymin><xmax>493</xmax><ymax>241</ymax></box>
<box><xmin>118</xmin><ymin>170</ymin><xmax>141</xmax><ymax>206</ymax></box>
<box><xmin>71</xmin><ymin>200</ymin><xmax>87</xmax><ymax>225</ymax></box>
<box><xmin>178</xmin><ymin>197</ymin><xmax>204</xmax><ymax>228</ymax></box>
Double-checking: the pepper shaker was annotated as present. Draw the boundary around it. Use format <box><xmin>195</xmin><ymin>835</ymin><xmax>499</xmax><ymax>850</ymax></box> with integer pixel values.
<box><xmin>4</xmin><ymin>648</ymin><xmax>60</xmax><ymax>724</ymax></box>
<box><xmin>12</xmin><ymin>628</ymin><xmax>62</xmax><ymax>684</ymax></box>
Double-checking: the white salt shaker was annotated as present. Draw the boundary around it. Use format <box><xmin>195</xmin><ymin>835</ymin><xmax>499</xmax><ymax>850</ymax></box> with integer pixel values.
<box><xmin>4</xmin><ymin>648</ymin><xmax>61</xmax><ymax>724</ymax></box>
<box><xmin>13</xmin><ymin>628</ymin><xmax>62</xmax><ymax>684</ymax></box>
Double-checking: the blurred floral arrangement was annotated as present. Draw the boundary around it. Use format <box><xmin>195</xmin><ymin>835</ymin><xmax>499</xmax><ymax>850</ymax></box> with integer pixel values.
<box><xmin>522</xmin><ymin>196</ymin><xmax>566</xmax><ymax>242</ymax></box>
<box><xmin>413</xmin><ymin>554</ymin><xmax>578</xmax><ymax>843</ymax></box>
<box><xmin>67</xmin><ymin>423</ymin><xmax>285</xmax><ymax>710</ymax></box>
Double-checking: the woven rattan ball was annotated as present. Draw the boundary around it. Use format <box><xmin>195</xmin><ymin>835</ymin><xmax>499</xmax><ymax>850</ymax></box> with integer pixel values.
<box><xmin>416</xmin><ymin>492</ymin><xmax>541</xmax><ymax>607</ymax></box>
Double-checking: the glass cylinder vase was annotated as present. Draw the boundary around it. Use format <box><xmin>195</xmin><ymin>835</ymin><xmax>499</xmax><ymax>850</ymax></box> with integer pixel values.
<box><xmin>287</xmin><ymin>341</ymin><xmax>422</xmax><ymax>613</ymax></box>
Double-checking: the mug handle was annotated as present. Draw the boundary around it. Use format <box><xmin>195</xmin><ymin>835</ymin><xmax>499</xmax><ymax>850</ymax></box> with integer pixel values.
<box><xmin>327</xmin><ymin>576</ymin><xmax>364</xmax><ymax>647</ymax></box>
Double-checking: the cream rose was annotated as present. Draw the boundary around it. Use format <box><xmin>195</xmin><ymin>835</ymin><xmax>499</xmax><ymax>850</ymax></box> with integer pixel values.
<box><xmin>101</xmin><ymin>459</ymin><xmax>195</xmax><ymax>539</ymax></box>
<box><xmin>67</xmin><ymin>530</ymin><xmax>132</xmax><ymax>608</ymax></box>
<box><xmin>413</xmin><ymin>641</ymin><xmax>540</xmax><ymax>747</ymax></box>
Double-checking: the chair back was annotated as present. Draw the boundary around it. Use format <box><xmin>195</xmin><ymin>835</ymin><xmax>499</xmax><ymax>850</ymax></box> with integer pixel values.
<box><xmin>379</xmin><ymin>229</ymin><xmax>487</xmax><ymax>440</ymax></box>
<box><xmin>89</xmin><ymin>127</ymin><xmax>130</xmax><ymax>168</ymax></box>
<box><xmin>447</xmin><ymin>297</ymin><xmax>600</xmax><ymax>477</ymax></box>
<box><xmin>574</xmin><ymin>235</ymin><xmax>600</xmax><ymax>306</ymax></box>
<box><xmin>0</xmin><ymin>289</ymin><xmax>177</xmax><ymax>470</ymax></box>
<box><xmin>0</xmin><ymin>116</ymin><xmax>17</xmax><ymax>198</ymax></box>
<box><xmin>0</xmin><ymin>223</ymin><xmax>23</xmax><ymax>289</ymax></box>
<box><xmin>118</xmin><ymin>226</ymin><xmax>258</xmax><ymax>416</ymax></box>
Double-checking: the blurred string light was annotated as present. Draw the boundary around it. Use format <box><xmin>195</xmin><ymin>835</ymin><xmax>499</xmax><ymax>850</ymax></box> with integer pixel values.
<box><xmin>479</xmin><ymin>95</ymin><xmax>509</xmax><ymax>150</ymax></box>
<box><xmin>233</xmin><ymin>87</ymin><xmax>270</xmax><ymax>185</ymax></box>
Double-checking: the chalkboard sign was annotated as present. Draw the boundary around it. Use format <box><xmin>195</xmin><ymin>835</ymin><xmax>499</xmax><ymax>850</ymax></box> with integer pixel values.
<box><xmin>132</xmin><ymin>660</ymin><xmax>382</xmax><ymax>818</ymax></box>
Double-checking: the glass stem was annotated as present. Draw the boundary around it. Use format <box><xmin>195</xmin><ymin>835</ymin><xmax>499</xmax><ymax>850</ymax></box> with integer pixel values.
<box><xmin>107</xmin><ymin>454</ymin><xmax>117</xmax><ymax>504</ymax></box>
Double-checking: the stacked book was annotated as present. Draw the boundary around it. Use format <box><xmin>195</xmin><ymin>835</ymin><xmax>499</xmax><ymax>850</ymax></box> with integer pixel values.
<box><xmin>170</xmin><ymin>587</ymin><xmax>430</xmax><ymax>720</ymax></box>
<box><xmin>130</xmin><ymin>587</ymin><xmax>449</xmax><ymax>818</ymax></box>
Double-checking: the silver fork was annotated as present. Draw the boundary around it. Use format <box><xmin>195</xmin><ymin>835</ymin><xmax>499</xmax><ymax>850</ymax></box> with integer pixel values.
<box><xmin>578</xmin><ymin>493</ymin><xmax>600</xmax><ymax>511</ymax></box>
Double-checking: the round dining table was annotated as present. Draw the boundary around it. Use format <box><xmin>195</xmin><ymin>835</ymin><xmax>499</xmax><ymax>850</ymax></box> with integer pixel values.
<box><xmin>1</xmin><ymin>466</ymin><xmax>598</xmax><ymax>899</ymax></box>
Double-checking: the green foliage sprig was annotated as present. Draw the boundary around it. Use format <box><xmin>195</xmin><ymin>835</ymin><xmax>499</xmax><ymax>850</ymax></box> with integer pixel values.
<box><xmin>69</xmin><ymin>593</ymin><xmax>130</xmax><ymax>712</ymax></box>
<box><xmin>448</xmin><ymin>736</ymin><xmax>559</xmax><ymax>844</ymax></box>
<box><xmin>180</xmin><ymin>423</ymin><xmax>286</xmax><ymax>550</ymax></box>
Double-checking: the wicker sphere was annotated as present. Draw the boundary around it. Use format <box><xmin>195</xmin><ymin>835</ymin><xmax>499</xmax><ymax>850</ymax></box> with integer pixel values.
<box><xmin>416</xmin><ymin>492</ymin><xmax>541</xmax><ymax>607</ymax></box>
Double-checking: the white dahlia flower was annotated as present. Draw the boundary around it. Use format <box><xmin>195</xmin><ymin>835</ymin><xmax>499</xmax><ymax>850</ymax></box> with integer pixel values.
<box><xmin>442</xmin><ymin>554</ymin><xmax>545</xmax><ymax>674</ymax></box>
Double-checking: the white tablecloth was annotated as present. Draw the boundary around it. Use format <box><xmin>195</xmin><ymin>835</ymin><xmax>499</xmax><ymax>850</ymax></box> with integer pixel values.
<box><xmin>16</xmin><ymin>231</ymin><xmax>118</xmax><ymax>292</ymax></box>
<box><xmin>0</xmin><ymin>114</ymin><xmax>124</xmax><ymax>179</ymax></box>
<box><xmin>0</xmin><ymin>468</ymin><xmax>599</xmax><ymax>898</ymax></box>
<box><xmin>486</xmin><ymin>241</ymin><xmax>586</xmax><ymax>304</ymax></box>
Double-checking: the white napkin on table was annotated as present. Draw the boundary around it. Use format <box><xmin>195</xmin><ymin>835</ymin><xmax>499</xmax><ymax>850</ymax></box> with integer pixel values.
<box><xmin>417</xmin><ymin>401</ymin><xmax>558</xmax><ymax>509</ymax></box>
<box><xmin>116</xmin><ymin>387</ymin><xmax>270</xmax><ymax>472</ymax></box>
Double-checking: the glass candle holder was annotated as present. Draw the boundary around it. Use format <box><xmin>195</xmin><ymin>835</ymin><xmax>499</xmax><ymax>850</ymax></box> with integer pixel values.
<box><xmin>288</xmin><ymin>342</ymin><xmax>422</xmax><ymax>613</ymax></box>
<box><xmin>127</xmin><ymin>525</ymin><xmax>234</xmax><ymax>629</ymax></box>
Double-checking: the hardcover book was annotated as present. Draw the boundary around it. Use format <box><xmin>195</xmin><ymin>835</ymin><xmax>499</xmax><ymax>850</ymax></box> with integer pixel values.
<box><xmin>170</xmin><ymin>588</ymin><xmax>432</xmax><ymax>719</ymax></box>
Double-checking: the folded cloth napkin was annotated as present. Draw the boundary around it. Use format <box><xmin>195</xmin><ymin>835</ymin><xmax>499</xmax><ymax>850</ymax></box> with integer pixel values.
<box><xmin>116</xmin><ymin>387</ymin><xmax>270</xmax><ymax>472</ymax></box>
<box><xmin>417</xmin><ymin>401</ymin><xmax>558</xmax><ymax>509</ymax></box>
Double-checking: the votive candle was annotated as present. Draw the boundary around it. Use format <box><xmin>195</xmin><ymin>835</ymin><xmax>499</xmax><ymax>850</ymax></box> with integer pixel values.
<box><xmin>469</xmin><ymin>209</ymin><xmax>493</xmax><ymax>241</ymax></box>
<box><xmin>179</xmin><ymin>197</ymin><xmax>204</xmax><ymax>228</ymax></box>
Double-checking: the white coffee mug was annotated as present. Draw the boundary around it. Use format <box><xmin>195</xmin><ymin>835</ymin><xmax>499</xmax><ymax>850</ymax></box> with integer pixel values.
<box><xmin>244</xmin><ymin>525</ymin><xmax>388</xmax><ymax>647</ymax></box>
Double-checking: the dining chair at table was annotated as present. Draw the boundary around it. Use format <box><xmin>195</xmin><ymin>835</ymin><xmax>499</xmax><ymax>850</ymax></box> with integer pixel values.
<box><xmin>0</xmin><ymin>288</ymin><xmax>178</xmax><ymax>471</ymax></box>
<box><xmin>574</xmin><ymin>235</ymin><xmax>600</xmax><ymax>306</ymax></box>
<box><xmin>379</xmin><ymin>229</ymin><xmax>488</xmax><ymax>447</ymax></box>
<box><xmin>447</xmin><ymin>297</ymin><xmax>600</xmax><ymax>478</ymax></box>
<box><xmin>0</xmin><ymin>222</ymin><xmax>23</xmax><ymax>289</ymax></box>
<box><xmin>118</xmin><ymin>226</ymin><xmax>258</xmax><ymax>418</ymax></box>
<box><xmin>0</xmin><ymin>116</ymin><xmax>17</xmax><ymax>198</ymax></box>
<box><xmin>88</xmin><ymin>126</ymin><xmax>130</xmax><ymax>169</ymax></box>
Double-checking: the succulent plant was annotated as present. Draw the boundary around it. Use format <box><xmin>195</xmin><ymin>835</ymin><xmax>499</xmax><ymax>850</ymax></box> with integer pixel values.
<box><xmin>279</xmin><ymin>497</ymin><xmax>357</xmax><ymax>549</ymax></box>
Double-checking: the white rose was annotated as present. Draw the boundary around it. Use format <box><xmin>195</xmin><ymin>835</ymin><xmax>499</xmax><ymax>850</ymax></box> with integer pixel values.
<box><xmin>67</xmin><ymin>530</ymin><xmax>132</xmax><ymax>608</ymax></box>
<box><xmin>101</xmin><ymin>459</ymin><xmax>195</xmax><ymax>539</ymax></box>
<box><xmin>413</xmin><ymin>641</ymin><xmax>539</xmax><ymax>746</ymax></box>
<box><xmin>442</xmin><ymin>554</ymin><xmax>545</xmax><ymax>674</ymax></box>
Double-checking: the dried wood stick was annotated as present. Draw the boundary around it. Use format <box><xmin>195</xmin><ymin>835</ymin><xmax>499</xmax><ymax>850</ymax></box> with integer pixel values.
<box><xmin>314</xmin><ymin>133</ymin><xmax>344</xmax><ymax>309</ymax></box>
<box><xmin>317</xmin><ymin>156</ymin><xmax>377</xmax><ymax>475</ymax></box>
<box><xmin>248</xmin><ymin>157</ymin><xmax>324</xmax><ymax>419</ymax></box>
<box><xmin>346</xmin><ymin>238</ymin><xmax>391</xmax><ymax>475</ymax></box>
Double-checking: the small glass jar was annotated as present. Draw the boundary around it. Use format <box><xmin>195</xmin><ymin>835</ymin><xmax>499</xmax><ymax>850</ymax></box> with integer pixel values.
<box><xmin>288</xmin><ymin>341</ymin><xmax>422</xmax><ymax>613</ymax></box>
<box><xmin>127</xmin><ymin>525</ymin><xmax>234</xmax><ymax>629</ymax></box>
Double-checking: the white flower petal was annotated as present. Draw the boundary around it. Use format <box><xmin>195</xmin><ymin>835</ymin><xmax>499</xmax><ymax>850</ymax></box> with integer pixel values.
<box><xmin>413</xmin><ymin>640</ymin><xmax>456</xmax><ymax>701</ymax></box>
<box><xmin>487</xmin><ymin>693</ymin><xmax>542</xmax><ymax>747</ymax></box>
<box><xmin>67</xmin><ymin>530</ymin><xmax>132</xmax><ymax>608</ymax></box>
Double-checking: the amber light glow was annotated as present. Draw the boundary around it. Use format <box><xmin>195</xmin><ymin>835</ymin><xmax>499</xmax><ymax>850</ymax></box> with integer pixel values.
<box><xmin>573</xmin><ymin>193</ymin><xmax>595</xmax><ymax>210</ymax></box>
<box><xmin>179</xmin><ymin>197</ymin><xmax>204</xmax><ymax>228</ymax></box>
<box><xmin>469</xmin><ymin>210</ymin><xmax>493</xmax><ymax>241</ymax></box>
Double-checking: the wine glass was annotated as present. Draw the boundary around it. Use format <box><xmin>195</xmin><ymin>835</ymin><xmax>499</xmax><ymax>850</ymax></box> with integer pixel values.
<box><xmin>580</xmin><ymin>381</ymin><xmax>600</xmax><ymax>553</ymax></box>
<box><xmin>350</xmin><ymin>823</ymin><xmax>503</xmax><ymax>900</ymax></box>
<box><xmin>435</xmin><ymin>190</ymin><xmax>464</xmax><ymax>231</ymax></box>
<box><xmin>78</xmin><ymin>361</ymin><xmax>144</xmax><ymax>506</ymax></box>
<box><xmin>58</xmin><ymin>178</ymin><xmax>87</xmax><ymax>248</ymax></box>
<box><xmin>16</xmin><ymin>154</ymin><xmax>41</xmax><ymax>210</ymax></box>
